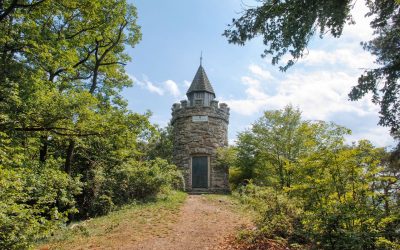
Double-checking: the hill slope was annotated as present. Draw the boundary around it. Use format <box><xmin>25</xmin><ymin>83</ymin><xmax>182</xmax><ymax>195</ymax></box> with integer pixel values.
<box><xmin>38</xmin><ymin>192</ymin><xmax>251</xmax><ymax>250</ymax></box>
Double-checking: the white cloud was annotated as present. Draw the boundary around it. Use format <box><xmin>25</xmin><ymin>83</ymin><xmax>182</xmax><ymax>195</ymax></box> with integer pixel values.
<box><xmin>225</xmin><ymin>11</ymin><xmax>378</xmax><ymax>118</ymax></box>
<box><xmin>220</xmin><ymin>59</ymin><xmax>395</xmax><ymax>146</ymax></box>
<box><xmin>279</xmin><ymin>0</ymin><xmax>376</xmax><ymax>71</ymax></box>
<box><xmin>130</xmin><ymin>75</ymin><xmax>185</xmax><ymax>97</ymax></box>
<box><xmin>241</xmin><ymin>76</ymin><xmax>260</xmax><ymax>87</ymax></box>
<box><xmin>298</xmin><ymin>48</ymin><xmax>375</xmax><ymax>69</ymax></box>
<box><xmin>129</xmin><ymin>74</ymin><xmax>164</xmax><ymax>96</ymax></box>
<box><xmin>248</xmin><ymin>64</ymin><xmax>273</xmax><ymax>80</ymax></box>
<box><xmin>228</xmin><ymin>138</ymin><xmax>237</xmax><ymax>146</ymax></box>
<box><xmin>226</xmin><ymin>99</ymin><xmax>266</xmax><ymax>116</ymax></box>
<box><xmin>275</xmin><ymin>71</ymin><xmax>378</xmax><ymax>120</ymax></box>
<box><xmin>347</xmin><ymin>126</ymin><xmax>394</xmax><ymax>148</ymax></box>
<box><xmin>343</xmin><ymin>0</ymin><xmax>374</xmax><ymax>41</ymax></box>
<box><xmin>164</xmin><ymin>80</ymin><xmax>181</xmax><ymax>97</ymax></box>
<box><xmin>183</xmin><ymin>80</ymin><xmax>191</xmax><ymax>87</ymax></box>
<box><xmin>145</xmin><ymin>80</ymin><xmax>164</xmax><ymax>95</ymax></box>
<box><xmin>218</xmin><ymin>0</ymin><xmax>394</xmax><ymax>147</ymax></box>
<box><xmin>128</xmin><ymin>74</ymin><xmax>139</xmax><ymax>85</ymax></box>
<box><xmin>223</xmin><ymin>68</ymin><xmax>378</xmax><ymax>120</ymax></box>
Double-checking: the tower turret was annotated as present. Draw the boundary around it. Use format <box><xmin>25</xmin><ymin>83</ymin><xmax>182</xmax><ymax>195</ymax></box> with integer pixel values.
<box><xmin>171</xmin><ymin>60</ymin><xmax>230</xmax><ymax>193</ymax></box>
<box><xmin>186</xmin><ymin>65</ymin><xmax>215</xmax><ymax>106</ymax></box>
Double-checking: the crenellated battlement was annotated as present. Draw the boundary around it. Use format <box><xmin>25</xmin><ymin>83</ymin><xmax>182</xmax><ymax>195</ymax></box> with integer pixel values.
<box><xmin>171</xmin><ymin>100</ymin><xmax>230</xmax><ymax>124</ymax></box>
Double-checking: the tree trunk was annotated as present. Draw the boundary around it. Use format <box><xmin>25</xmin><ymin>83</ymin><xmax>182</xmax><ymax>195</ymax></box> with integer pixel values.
<box><xmin>39</xmin><ymin>135</ymin><xmax>48</xmax><ymax>162</ymax></box>
<box><xmin>64</xmin><ymin>139</ymin><xmax>75</xmax><ymax>174</ymax></box>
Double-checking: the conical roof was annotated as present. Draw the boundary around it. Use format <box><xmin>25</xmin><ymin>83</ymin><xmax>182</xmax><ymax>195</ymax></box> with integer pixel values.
<box><xmin>186</xmin><ymin>65</ymin><xmax>215</xmax><ymax>95</ymax></box>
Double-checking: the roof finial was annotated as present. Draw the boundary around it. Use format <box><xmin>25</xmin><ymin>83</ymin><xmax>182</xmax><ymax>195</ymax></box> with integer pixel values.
<box><xmin>200</xmin><ymin>51</ymin><xmax>203</xmax><ymax>66</ymax></box>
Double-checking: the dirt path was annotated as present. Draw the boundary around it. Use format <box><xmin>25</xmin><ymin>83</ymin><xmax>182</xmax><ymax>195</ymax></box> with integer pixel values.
<box><xmin>132</xmin><ymin>195</ymin><xmax>249</xmax><ymax>250</ymax></box>
<box><xmin>39</xmin><ymin>194</ymin><xmax>250</xmax><ymax>250</ymax></box>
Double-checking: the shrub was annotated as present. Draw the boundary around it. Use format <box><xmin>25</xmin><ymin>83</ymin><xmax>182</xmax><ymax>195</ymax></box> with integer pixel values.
<box><xmin>236</xmin><ymin>183</ymin><xmax>400</xmax><ymax>249</ymax></box>
<box><xmin>104</xmin><ymin>158</ymin><xmax>184</xmax><ymax>206</ymax></box>
<box><xmin>91</xmin><ymin>195</ymin><xmax>115</xmax><ymax>217</ymax></box>
<box><xmin>0</xmin><ymin>160</ymin><xmax>81</xmax><ymax>249</ymax></box>
<box><xmin>151</xmin><ymin>158</ymin><xmax>185</xmax><ymax>191</ymax></box>
<box><xmin>236</xmin><ymin>183</ymin><xmax>308</xmax><ymax>246</ymax></box>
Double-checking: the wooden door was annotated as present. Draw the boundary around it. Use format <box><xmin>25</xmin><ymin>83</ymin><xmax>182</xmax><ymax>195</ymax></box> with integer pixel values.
<box><xmin>192</xmin><ymin>156</ymin><xmax>208</xmax><ymax>188</ymax></box>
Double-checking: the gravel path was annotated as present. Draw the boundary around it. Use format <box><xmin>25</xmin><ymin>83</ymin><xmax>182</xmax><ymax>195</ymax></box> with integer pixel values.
<box><xmin>132</xmin><ymin>195</ymin><xmax>249</xmax><ymax>250</ymax></box>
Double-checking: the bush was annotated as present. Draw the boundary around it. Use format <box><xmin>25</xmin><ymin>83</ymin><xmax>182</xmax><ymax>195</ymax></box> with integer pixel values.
<box><xmin>236</xmin><ymin>183</ymin><xmax>308</xmax><ymax>246</ymax></box>
<box><xmin>0</xmin><ymin>160</ymin><xmax>81</xmax><ymax>249</ymax></box>
<box><xmin>236</xmin><ymin>183</ymin><xmax>400</xmax><ymax>249</ymax></box>
<box><xmin>74</xmin><ymin>158</ymin><xmax>184</xmax><ymax>218</ymax></box>
<box><xmin>151</xmin><ymin>158</ymin><xmax>185</xmax><ymax>191</ymax></box>
<box><xmin>103</xmin><ymin>158</ymin><xmax>184</xmax><ymax>206</ymax></box>
<box><xmin>91</xmin><ymin>195</ymin><xmax>115</xmax><ymax>217</ymax></box>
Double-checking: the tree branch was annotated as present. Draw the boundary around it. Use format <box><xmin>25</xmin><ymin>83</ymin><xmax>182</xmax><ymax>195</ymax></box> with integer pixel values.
<box><xmin>12</xmin><ymin>126</ymin><xmax>101</xmax><ymax>137</ymax></box>
<box><xmin>0</xmin><ymin>0</ymin><xmax>46</xmax><ymax>22</ymax></box>
<box><xmin>99</xmin><ymin>61</ymin><xmax>126</xmax><ymax>66</ymax></box>
<box><xmin>89</xmin><ymin>20</ymin><xmax>128</xmax><ymax>94</ymax></box>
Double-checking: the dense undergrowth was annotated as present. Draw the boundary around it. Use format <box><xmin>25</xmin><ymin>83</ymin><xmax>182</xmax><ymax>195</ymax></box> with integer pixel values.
<box><xmin>0</xmin><ymin>157</ymin><xmax>183</xmax><ymax>249</ymax></box>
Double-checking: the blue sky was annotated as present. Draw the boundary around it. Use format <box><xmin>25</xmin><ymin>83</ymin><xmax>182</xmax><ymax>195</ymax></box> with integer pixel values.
<box><xmin>123</xmin><ymin>0</ymin><xmax>395</xmax><ymax>148</ymax></box>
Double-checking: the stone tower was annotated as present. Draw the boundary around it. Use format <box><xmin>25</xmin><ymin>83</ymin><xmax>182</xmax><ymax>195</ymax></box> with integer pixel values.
<box><xmin>171</xmin><ymin>62</ymin><xmax>230</xmax><ymax>193</ymax></box>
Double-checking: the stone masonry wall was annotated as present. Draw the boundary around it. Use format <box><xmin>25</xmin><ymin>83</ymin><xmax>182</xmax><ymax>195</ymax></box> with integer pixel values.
<box><xmin>171</xmin><ymin>100</ymin><xmax>230</xmax><ymax>192</ymax></box>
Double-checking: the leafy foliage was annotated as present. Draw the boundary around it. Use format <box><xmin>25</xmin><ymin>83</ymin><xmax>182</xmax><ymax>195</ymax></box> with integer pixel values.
<box><xmin>232</xmin><ymin>106</ymin><xmax>400</xmax><ymax>249</ymax></box>
<box><xmin>237</xmin><ymin>184</ymin><xmax>304</xmax><ymax>242</ymax></box>
<box><xmin>224</xmin><ymin>0</ymin><xmax>400</xmax><ymax>136</ymax></box>
<box><xmin>145</xmin><ymin>125</ymin><xmax>174</xmax><ymax>162</ymax></box>
<box><xmin>75</xmin><ymin>158</ymin><xmax>184</xmax><ymax>218</ymax></box>
<box><xmin>106</xmin><ymin>159</ymin><xmax>184</xmax><ymax>203</ymax></box>
<box><xmin>349</xmin><ymin>1</ymin><xmax>400</xmax><ymax>133</ymax></box>
<box><xmin>0</xmin><ymin>162</ymin><xmax>81</xmax><ymax>249</ymax></box>
<box><xmin>0</xmin><ymin>1</ymin><xmax>183</xmax><ymax>248</ymax></box>
<box><xmin>224</xmin><ymin>0</ymin><xmax>354</xmax><ymax>71</ymax></box>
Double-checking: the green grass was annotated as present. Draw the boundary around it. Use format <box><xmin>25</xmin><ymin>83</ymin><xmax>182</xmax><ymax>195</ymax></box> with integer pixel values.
<box><xmin>36</xmin><ymin>191</ymin><xmax>187</xmax><ymax>250</ymax></box>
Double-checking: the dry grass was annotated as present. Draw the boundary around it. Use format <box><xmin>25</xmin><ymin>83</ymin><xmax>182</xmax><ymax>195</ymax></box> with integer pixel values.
<box><xmin>204</xmin><ymin>193</ymin><xmax>257</xmax><ymax>220</ymax></box>
<box><xmin>36</xmin><ymin>191</ymin><xmax>187</xmax><ymax>250</ymax></box>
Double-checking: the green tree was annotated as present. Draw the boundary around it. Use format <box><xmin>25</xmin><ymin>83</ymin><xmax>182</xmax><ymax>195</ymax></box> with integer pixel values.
<box><xmin>251</xmin><ymin>105</ymin><xmax>310</xmax><ymax>189</ymax></box>
<box><xmin>224</xmin><ymin>0</ymin><xmax>400</xmax><ymax>134</ymax></box>
<box><xmin>0</xmin><ymin>0</ymin><xmax>46</xmax><ymax>22</ymax></box>
<box><xmin>234</xmin><ymin>131</ymin><xmax>258</xmax><ymax>185</ymax></box>
<box><xmin>234</xmin><ymin>105</ymin><xmax>350</xmax><ymax>190</ymax></box>
<box><xmin>233</xmin><ymin>107</ymin><xmax>399</xmax><ymax>249</ymax></box>
<box><xmin>349</xmin><ymin>1</ymin><xmax>400</xmax><ymax>133</ymax></box>
<box><xmin>0</xmin><ymin>155</ymin><xmax>81</xmax><ymax>249</ymax></box>
<box><xmin>0</xmin><ymin>0</ymin><xmax>142</xmax><ymax>166</ymax></box>
<box><xmin>0</xmin><ymin>1</ymin><xmax>186</xmax><ymax>248</ymax></box>
<box><xmin>146</xmin><ymin>125</ymin><xmax>174</xmax><ymax>162</ymax></box>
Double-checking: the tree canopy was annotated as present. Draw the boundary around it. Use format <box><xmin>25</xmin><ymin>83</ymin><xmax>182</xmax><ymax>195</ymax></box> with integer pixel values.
<box><xmin>225</xmin><ymin>105</ymin><xmax>400</xmax><ymax>249</ymax></box>
<box><xmin>224</xmin><ymin>0</ymin><xmax>400</xmax><ymax>135</ymax></box>
<box><xmin>0</xmin><ymin>1</ymin><xmax>183</xmax><ymax>248</ymax></box>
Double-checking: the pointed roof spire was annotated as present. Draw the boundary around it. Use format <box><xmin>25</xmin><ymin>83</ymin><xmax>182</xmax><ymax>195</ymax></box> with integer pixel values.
<box><xmin>186</xmin><ymin>57</ymin><xmax>215</xmax><ymax>96</ymax></box>
<box><xmin>200</xmin><ymin>51</ymin><xmax>202</xmax><ymax>66</ymax></box>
